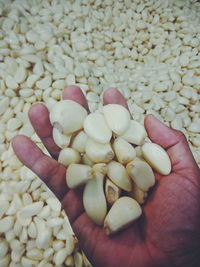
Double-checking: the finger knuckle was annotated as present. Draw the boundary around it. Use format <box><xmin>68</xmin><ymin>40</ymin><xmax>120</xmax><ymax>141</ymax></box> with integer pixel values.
<box><xmin>174</xmin><ymin>129</ymin><xmax>187</xmax><ymax>143</ymax></box>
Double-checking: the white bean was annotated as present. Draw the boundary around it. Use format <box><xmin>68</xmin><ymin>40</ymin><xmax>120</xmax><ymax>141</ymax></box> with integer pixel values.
<box><xmin>83</xmin><ymin>165</ymin><xmax>107</xmax><ymax>225</ymax></box>
<box><xmin>0</xmin><ymin>216</ymin><xmax>14</xmax><ymax>233</ymax></box>
<box><xmin>104</xmin><ymin>197</ymin><xmax>142</xmax><ymax>235</ymax></box>
<box><xmin>113</xmin><ymin>137</ymin><xmax>136</xmax><ymax>164</ymax></box>
<box><xmin>107</xmin><ymin>161</ymin><xmax>132</xmax><ymax>192</ymax></box>
<box><xmin>19</xmin><ymin>201</ymin><xmax>44</xmax><ymax>217</ymax></box>
<box><xmin>0</xmin><ymin>239</ymin><xmax>8</xmax><ymax>259</ymax></box>
<box><xmin>103</xmin><ymin>104</ymin><xmax>130</xmax><ymax>135</ymax></box>
<box><xmin>14</xmin><ymin>66</ymin><xmax>27</xmax><ymax>83</ymax></box>
<box><xmin>58</xmin><ymin>148</ymin><xmax>81</xmax><ymax>167</ymax></box>
<box><xmin>50</xmin><ymin>100</ymin><xmax>87</xmax><ymax>134</ymax></box>
<box><xmin>84</xmin><ymin>112</ymin><xmax>112</xmax><ymax>144</ymax></box>
<box><xmin>120</xmin><ymin>120</ymin><xmax>147</xmax><ymax>145</ymax></box>
<box><xmin>66</xmin><ymin>164</ymin><xmax>93</xmax><ymax>189</ymax></box>
<box><xmin>71</xmin><ymin>130</ymin><xmax>88</xmax><ymax>153</ymax></box>
<box><xmin>142</xmin><ymin>142</ymin><xmax>171</xmax><ymax>175</ymax></box>
<box><xmin>85</xmin><ymin>138</ymin><xmax>114</xmax><ymax>163</ymax></box>
<box><xmin>127</xmin><ymin>158</ymin><xmax>155</xmax><ymax>191</ymax></box>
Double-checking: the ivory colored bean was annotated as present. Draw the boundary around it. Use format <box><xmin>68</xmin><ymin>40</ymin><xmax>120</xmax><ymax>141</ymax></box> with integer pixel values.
<box><xmin>187</xmin><ymin>120</ymin><xmax>200</xmax><ymax>133</ymax></box>
<box><xmin>33</xmin><ymin>61</ymin><xmax>44</xmax><ymax>76</ymax></box>
<box><xmin>14</xmin><ymin>66</ymin><xmax>27</xmax><ymax>83</ymax></box>
<box><xmin>50</xmin><ymin>100</ymin><xmax>87</xmax><ymax>134</ymax></box>
<box><xmin>104</xmin><ymin>197</ymin><xmax>142</xmax><ymax>235</ymax></box>
<box><xmin>84</xmin><ymin>112</ymin><xmax>112</xmax><ymax>143</ymax></box>
<box><xmin>19</xmin><ymin>201</ymin><xmax>44</xmax><ymax>217</ymax></box>
<box><xmin>22</xmin><ymin>193</ymin><xmax>32</xmax><ymax>205</ymax></box>
<box><xmin>0</xmin><ymin>254</ymin><xmax>10</xmax><ymax>267</ymax></box>
<box><xmin>7</xmin><ymin>118</ymin><xmax>22</xmax><ymax>131</ymax></box>
<box><xmin>66</xmin><ymin>164</ymin><xmax>93</xmax><ymax>189</ymax></box>
<box><xmin>19</xmin><ymin>89</ymin><xmax>34</xmax><ymax>98</ymax></box>
<box><xmin>26</xmin><ymin>247</ymin><xmax>44</xmax><ymax>260</ymax></box>
<box><xmin>113</xmin><ymin>137</ymin><xmax>136</xmax><ymax>164</ymax></box>
<box><xmin>0</xmin><ymin>239</ymin><xmax>9</xmax><ymax>259</ymax></box>
<box><xmin>74</xmin><ymin>252</ymin><xmax>83</xmax><ymax>267</ymax></box>
<box><xmin>26</xmin><ymin>74</ymin><xmax>40</xmax><ymax>87</ymax></box>
<box><xmin>53</xmin><ymin>248</ymin><xmax>67</xmax><ymax>265</ymax></box>
<box><xmin>126</xmin><ymin>158</ymin><xmax>155</xmax><ymax>191</ymax></box>
<box><xmin>28</xmin><ymin>222</ymin><xmax>37</xmax><ymax>238</ymax></box>
<box><xmin>5</xmin><ymin>229</ymin><xmax>15</xmax><ymax>241</ymax></box>
<box><xmin>107</xmin><ymin>161</ymin><xmax>132</xmax><ymax>192</ymax></box>
<box><xmin>47</xmin><ymin>217</ymin><xmax>64</xmax><ymax>228</ymax></box>
<box><xmin>51</xmin><ymin>89</ymin><xmax>61</xmax><ymax>100</ymax></box>
<box><xmin>26</xmin><ymin>240</ymin><xmax>36</xmax><ymax>250</ymax></box>
<box><xmin>5</xmin><ymin>75</ymin><xmax>18</xmax><ymax>89</ymax></box>
<box><xmin>92</xmin><ymin>163</ymin><xmax>107</xmax><ymax>175</ymax></box>
<box><xmin>88</xmin><ymin>102</ymin><xmax>98</xmax><ymax>113</ymax></box>
<box><xmin>0</xmin><ymin>216</ymin><xmax>14</xmax><ymax>233</ymax></box>
<box><xmin>34</xmin><ymin>218</ymin><xmax>52</xmax><ymax>249</ymax></box>
<box><xmin>120</xmin><ymin>120</ymin><xmax>147</xmax><ymax>145</ymax></box>
<box><xmin>5</xmin><ymin>88</ymin><xmax>16</xmax><ymax>97</ymax></box>
<box><xmin>32</xmin><ymin>188</ymin><xmax>43</xmax><ymax>201</ymax></box>
<box><xmin>65</xmin><ymin>255</ymin><xmax>75</xmax><ymax>266</ymax></box>
<box><xmin>0</xmin><ymin>200</ymin><xmax>9</xmax><ymax>217</ymax></box>
<box><xmin>52</xmin><ymin>79</ymin><xmax>66</xmax><ymax>89</ymax></box>
<box><xmin>30</xmin><ymin>179</ymin><xmax>42</xmax><ymax>191</ymax></box>
<box><xmin>17</xmin><ymin>213</ymin><xmax>32</xmax><ymax>227</ymax></box>
<box><xmin>81</xmin><ymin>153</ymin><xmax>94</xmax><ymax>166</ymax></box>
<box><xmin>86</xmin><ymin>91</ymin><xmax>99</xmax><ymax>102</ymax></box>
<box><xmin>52</xmin><ymin>240</ymin><xmax>64</xmax><ymax>251</ymax></box>
<box><xmin>5</xmin><ymin>130</ymin><xmax>18</xmax><ymax>141</ymax></box>
<box><xmin>22</xmin><ymin>54</ymin><xmax>41</xmax><ymax>63</ymax></box>
<box><xmin>129</xmin><ymin>183</ymin><xmax>148</xmax><ymax>204</ymax></box>
<box><xmin>10</xmin><ymin>239</ymin><xmax>24</xmax><ymax>253</ymax></box>
<box><xmin>103</xmin><ymin>104</ymin><xmax>130</xmax><ymax>135</ymax></box>
<box><xmin>71</xmin><ymin>130</ymin><xmax>88</xmax><ymax>153</ymax></box>
<box><xmin>5</xmin><ymin>57</ymin><xmax>18</xmax><ymax>75</ymax></box>
<box><xmin>38</xmin><ymin>205</ymin><xmax>51</xmax><ymax>219</ymax></box>
<box><xmin>83</xmin><ymin>165</ymin><xmax>107</xmax><ymax>225</ymax></box>
<box><xmin>142</xmin><ymin>142</ymin><xmax>171</xmax><ymax>175</ymax></box>
<box><xmin>44</xmin><ymin>247</ymin><xmax>54</xmax><ymax>259</ymax></box>
<box><xmin>85</xmin><ymin>138</ymin><xmax>114</xmax><ymax>163</ymax></box>
<box><xmin>1</xmin><ymin>108</ymin><xmax>14</xmax><ymax>123</ymax></box>
<box><xmin>46</xmin><ymin>198</ymin><xmax>61</xmax><ymax>213</ymax></box>
<box><xmin>13</xmin><ymin>220</ymin><xmax>22</xmax><ymax>236</ymax></box>
<box><xmin>52</xmin><ymin>127</ymin><xmax>71</xmax><ymax>149</ymax></box>
<box><xmin>6</xmin><ymin>200</ymin><xmax>17</xmax><ymax>215</ymax></box>
<box><xmin>0</xmin><ymin>97</ymin><xmax>9</xmax><ymax>115</ymax></box>
<box><xmin>21</xmin><ymin>256</ymin><xmax>38</xmax><ymax>266</ymax></box>
<box><xmin>58</xmin><ymin>148</ymin><xmax>81</xmax><ymax>167</ymax></box>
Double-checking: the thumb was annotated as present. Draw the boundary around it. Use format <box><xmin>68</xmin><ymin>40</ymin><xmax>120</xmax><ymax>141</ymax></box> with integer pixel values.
<box><xmin>144</xmin><ymin>115</ymin><xmax>199</xmax><ymax>175</ymax></box>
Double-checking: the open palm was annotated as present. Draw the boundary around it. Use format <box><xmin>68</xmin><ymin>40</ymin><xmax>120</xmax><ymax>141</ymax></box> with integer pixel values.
<box><xmin>12</xmin><ymin>86</ymin><xmax>200</xmax><ymax>267</ymax></box>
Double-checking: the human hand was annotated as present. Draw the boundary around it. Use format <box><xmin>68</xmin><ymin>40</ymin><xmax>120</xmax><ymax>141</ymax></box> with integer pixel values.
<box><xmin>12</xmin><ymin>86</ymin><xmax>200</xmax><ymax>267</ymax></box>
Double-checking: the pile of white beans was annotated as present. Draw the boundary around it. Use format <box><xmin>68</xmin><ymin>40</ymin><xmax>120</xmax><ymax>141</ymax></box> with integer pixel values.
<box><xmin>0</xmin><ymin>0</ymin><xmax>199</xmax><ymax>266</ymax></box>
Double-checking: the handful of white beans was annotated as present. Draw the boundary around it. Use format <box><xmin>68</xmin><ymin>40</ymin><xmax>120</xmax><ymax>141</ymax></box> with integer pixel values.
<box><xmin>50</xmin><ymin>99</ymin><xmax>172</xmax><ymax>235</ymax></box>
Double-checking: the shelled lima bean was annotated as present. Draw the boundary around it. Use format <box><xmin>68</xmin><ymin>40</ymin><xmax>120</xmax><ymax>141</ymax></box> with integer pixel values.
<box><xmin>49</xmin><ymin>99</ymin><xmax>172</xmax><ymax>235</ymax></box>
